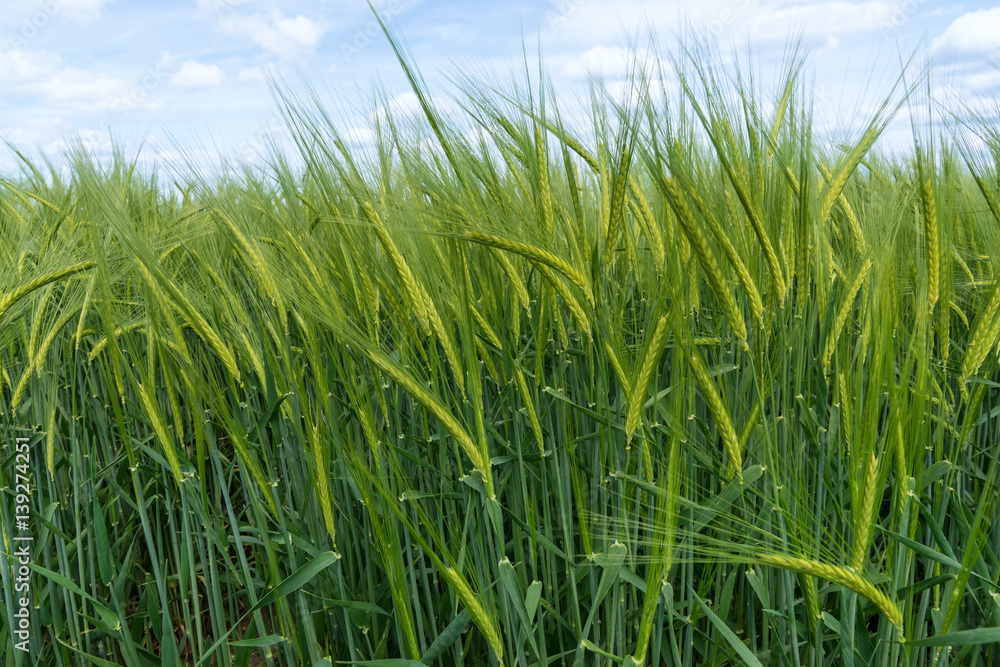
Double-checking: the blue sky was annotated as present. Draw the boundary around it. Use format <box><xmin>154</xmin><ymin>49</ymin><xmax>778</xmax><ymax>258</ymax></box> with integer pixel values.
<box><xmin>0</xmin><ymin>0</ymin><xmax>998</xmax><ymax>173</ymax></box>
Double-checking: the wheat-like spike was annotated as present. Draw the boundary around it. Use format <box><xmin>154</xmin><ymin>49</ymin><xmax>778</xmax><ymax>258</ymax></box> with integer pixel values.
<box><xmin>693</xmin><ymin>187</ymin><xmax>764</xmax><ymax>327</ymax></box>
<box><xmin>416</xmin><ymin>281</ymin><xmax>465</xmax><ymax>396</ymax></box>
<box><xmin>136</xmin><ymin>380</ymin><xmax>185</xmax><ymax>484</ymax></box>
<box><xmin>605</xmin><ymin>148</ymin><xmax>631</xmax><ymax>266</ymax></box>
<box><xmin>605</xmin><ymin>342</ymin><xmax>629</xmax><ymax>391</ymax></box>
<box><xmin>212</xmin><ymin>208</ymin><xmax>286</xmax><ymax>327</ymax></box>
<box><xmin>757</xmin><ymin>554</ymin><xmax>903</xmax><ymax>633</ymax></box>
<box><xmin>662</xmin><ymin>177</ymin><xmax>748</xmax><ymax>345</ymax></box>
<box><xmin>851</xmin><ymin>452</ymin><xmax>880</xmax><ymax>571</ymax></box>
<box><xmin>467</xmin><ymin>296</ymin><xmax>503</xmax><ymax>350</ymax></box>
<box><xmin>818</xmin><ymin>160</ymin><xmax>866</xmax><ymax>253</ymax></box>
<box><xmin>952</xmin><ymin>248</ymin><xmax>976</xmax><ymax>287</ymax></box>
<box><xmin>486</xmin><ymin>247</ymin><xmax>530</xmax><ymax>310</ymax></box>
<box><xmin>440</xmin><ymin>567</ymin><xmax>504</xmax><ymax>664</ymax></box>
<box><xmin>133</xmin><ymin>260</ymin><xmax>191</xmax><ymax>366</ymax></box>
<box><xmin>739</xmin><ymin>400</ymin><xmax>762</xmax><ymax>452</ymax></box>
<box><xmin>363</xmin><ymin>345</ymin><xmax>490</xmax><ymax>478</ymax></box>
<box><xmin>89</xmin><ymin>321</ymin><xmax>145</xmax><ymax>361</ymax></box>
<box><xmin>161</xmin><ymin>358</ymin><xmax>184</xmax><ymax>444</ymax></box>
<box><xmin>800</xmin><ymin>574</ymin><xmax>820</xmax><ymax>625</ymax></box>
<box><xmin>360</xmin><ymin>200</ymin><xmax>430</xmax><ymax>329</ymax></box>
<box><xmin>0</xmin><ymin>260</ymin><xmax>95</xmax><ymax>325</ymax></box>
<box><xmin>26</xmin><ymin>286</ymin><xmax>52</xmax><ymax>361</ymax></box>
<box><xmin>463</xmin><ymin>231</ymin><xmax>593</xmax><ymax>305</ymax></box>
<box><xmin>972</xmin><ymin>174</ymin><xmax>1000</xmax><ymax>225</ymax></box>
<box><xmin>684</xmin><ymin>340</ymin><xmax>742</xmax><ymax>477</ymax></box>
<box><xmin>535</xmin><ymin>123</ymin><xmax>553</xmax><ymax>237</ymax></box>
<box><xmin>819</xmin><ymin>124</ymin><xmax>880</xmax><ymax>223</ymax></box>
<box><xmin>921</xmin><ymin>178</ymin><xmax>939</xmax><ymax>310</ymax></box>
<box><xmin>723</xmin><ymin>168</ymin><xmax>786</xmax><ymax>299</ymax></box>
<box><xmin>951</xmin><ymin>301</ymin><xmax>969</xmax><ymax>329</ymax></box>
<box><xmin>512</xmin><ymin>364</ymin><xmax>544</xmax><ymax>452</ymax></box>
<box><xmin>308</xmin><ymin>422</ymin><xmax>337</xmax><ymax>546</ymax></box>
<box><xmin>11</xmin><ymin>305</ymin><xmax>82</xmax><ymax>409</ymax></box>
<box><xmin>625</xmin><ymin>316</ymin><xmax>669</xmax><ymax>438</ymax></box>
<box><xmin>159</xmin><ymin>275</ymin><xmax>241</xmax><ymax>382</ymax></box>
<box><xmin>599</xmin><ymin>142</ymin><xmax>611</xmax><ymax>244</ymax></box>
<box><xmin>536</xmin><ymin>264</ymin><xmax>591</xmax><ymax>340</ymax></box>
<box><xmin>822</xmin><ymin>257</ymin><xmax>873</xmax><ymax>372</ymax></box>
<box><xmin>961</xmin><ymin>276</ymin><xmax>1000</xmax><ymax>384</ymax></box>
<box><xmin>45</xmin><ymin>384</ymin><xmax>57</xmax><ymax>475</ymax></box>
<box><xmin>73</xmin><ymin>274</ymin><xmax>96</xmax><ymax>350</ymax></box>
<box><xmin>234</xmin><ymin>330</ymin><xmax>265</xmax><ymax>389</ymax></box>
<box><xmin>544</xmin><ymin>120</ymin><xmax>599</xmax><ymax>173</ymax></box>
<box><xmin>629</xmin><ymin>180</ymin><xmax>665</xmax><ymax>265</ymax></box>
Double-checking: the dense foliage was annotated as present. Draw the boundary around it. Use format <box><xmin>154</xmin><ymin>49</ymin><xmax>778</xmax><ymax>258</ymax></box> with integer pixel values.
<box><xmin>3</xmin><ymin>35</ymin><xmax>1000</xmax><ymax>666</ymax></box>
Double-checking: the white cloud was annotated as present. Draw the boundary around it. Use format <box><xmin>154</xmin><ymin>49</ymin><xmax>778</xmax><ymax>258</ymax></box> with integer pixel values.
<box><xmin>218</xmin><ymin>11</ymin><xmax>326</xmax><ymax>58</ymax></box>
<box><xmin>743</xmin><ymin>2</ymin><xmax>898</xmax><ymax>43</ymax></box>
<box><xmin>0</xmin><ymin>49</ymin><xmax>62</xmax><ymax>81</ymax></box>
<box><xmin>0</xmin><ymin>0</ymin><xmax>110</xmax><ymax>24</ymax></box>
<box><xmin>60</xmin><ymin>0</ymin><xmax>110</xmax><ymax>15</ymax></box>
<box><xmin>237</xmin><ymin>66</ymin><xmax>266</xmax><ymax>83</ymax></box>
<box><xmin>542</xmin><ymin>0</ymin><xmax>898</xmax><ymax>49</ymax></box>
<box><xmin>0</xmin><ymin>48</ymin><xmax>138</xmax><ymax>111</ymax></box>
<box><xmin>932</xmin><ymin>8</ymin><xmax>1000</xmax><ymax>55</ymax></box>
<box><xmin>379</xmin><ymin>91</ymin><xmax>456</xmax><ymax>119</ymax></box>
<box><xmin>561</xmin><ymin>46</ymin><xmax>651</xmax><ymax>79</ymax></box>
<box><xmin>171</xmin><ymin>60</ymin><xmax>226</xmax><ymax>88</ymax></box>
<box><xmin>345</xmin><ymin>126</ymin><xmax>375</xmax><ymax>145</ymax></box>
<box><xmin>36</xmin><ymin>68</ymin><xmax>134</xmax><ymax>105</ymax></box>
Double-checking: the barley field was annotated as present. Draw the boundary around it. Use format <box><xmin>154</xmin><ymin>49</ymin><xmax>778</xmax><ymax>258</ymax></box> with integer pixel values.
<box><xmin>2</xmin><ymin>35</ymin><xmax>1000</xmax><ymax>667</ymax></box>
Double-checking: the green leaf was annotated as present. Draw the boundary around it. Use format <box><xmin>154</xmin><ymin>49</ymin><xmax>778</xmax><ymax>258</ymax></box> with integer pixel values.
<box><xmin>194</xmin><ymin>551</ymin><xmax>341</xmax><ymax>667</ymax></box>
<box><xmin>247</xmin><ymin>392</ymin><xmax>291</xmax><ymax>443</ymax></box>
<box><xmin>691</xmin><ymin>587</ymin><xmax>764</xmax><ymax>667</ymax></box>
<box><xmin>498</xmin><ymin>557</ymin><xmax>541</xmax><ymax>657</ymax></box>
<box><xmin>420</xmin><ymin>610</ymin><xmax>471</xmax><ymax>665</ymax></box>
<box><xmin>579</xmin><ymin>639</ymin><xmax>625</xmax><ymax>664</ymax></box>
<box><xmin>230</xmin><ymin>634</ymin><xmax>288</xmax><ymax>648</ymax></box>
<box><xmin>57</xmin><ymin>639</ymin><xmax>127</xmax><ymax>667</ymax></box>
<box><xmin>25</xmin><ymin>561</ymin><xmax>119</xmax><ymax>632</ymax></box>
<box><xmin>92</xmin><ymin>494</ymin><xmax>113</xmax><ymax>586</ymax></box>
<box><xmin>581</xmin><ymin>542</ymin><xmax>627</xmax><ymax>637</ymax></box>
<box><xmin>327</xmin><ymin>599</ymin><xmax>391</xmax><ymax>616</ymax></box>
<box><xmin>906</xmin><ymin>627</ymin><xmax>1000</xmax><ymax>647</ymax></box>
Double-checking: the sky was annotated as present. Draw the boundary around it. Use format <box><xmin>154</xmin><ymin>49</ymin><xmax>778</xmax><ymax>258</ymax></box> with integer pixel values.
<box><xmin>0</xmin><ymin>0</ymin><xmax>998</xmax><ymax>175</ymax></box>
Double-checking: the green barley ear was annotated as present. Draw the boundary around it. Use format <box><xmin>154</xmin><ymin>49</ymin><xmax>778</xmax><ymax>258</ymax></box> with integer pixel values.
<box><xmin>758</xmin><ymin>554</ymin><xmax>903</xmax><ymax>634</ymax></box>
<box><xmin>673</xmin><ymin>309</ymin><xmax>742</xmax><ymax>478</ymax></box>
<box><xmin>920</xmin><ymin>177</ymin><xmax>939</xmax><ymax>310</ymax></box>
<box><xmin>850</xmin><ymin>452</ymin><xmax>880</xmax><ymax>571</ymax></box>
<box><xmin>0</xmin><ymin>260</ymin><xmax>95</xmax><ymax>325</ymax></box>
<box><xmin>822</xmin><ymin>257</ymin><xmax>872</xmax><ymax>373</ymax></box>
<box><xmin>625</xmin><ymin>315</ymin><xmax>668</xmax><ymax>439</ymax></box>
<box><xmin>660</xmin><ymin>176</ymin><xmax>748</xmax><ymax>346</ymax></box>
<box><xmin>961</xmin><ymin>276</ymin><xmax>1000</xmax><ymax>386</ymax></box>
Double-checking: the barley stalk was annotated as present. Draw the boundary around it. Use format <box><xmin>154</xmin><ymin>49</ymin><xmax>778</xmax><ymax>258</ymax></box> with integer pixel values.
<box><xmin>625</xmin><ymin>315</ymin><xmax>668</xmax><ymax>438</ymax></box>
<box><xmin>758</xmin><ymin>554</ymin><xmax>903</xmax><ymax>633</ymax></box>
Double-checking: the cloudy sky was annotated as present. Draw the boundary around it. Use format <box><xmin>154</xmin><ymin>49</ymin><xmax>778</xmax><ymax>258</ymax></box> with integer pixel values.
<box><xmin>0</xmin><ymin>0</ymin><xmax>997</xmax><ymax>173</ymax></box>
